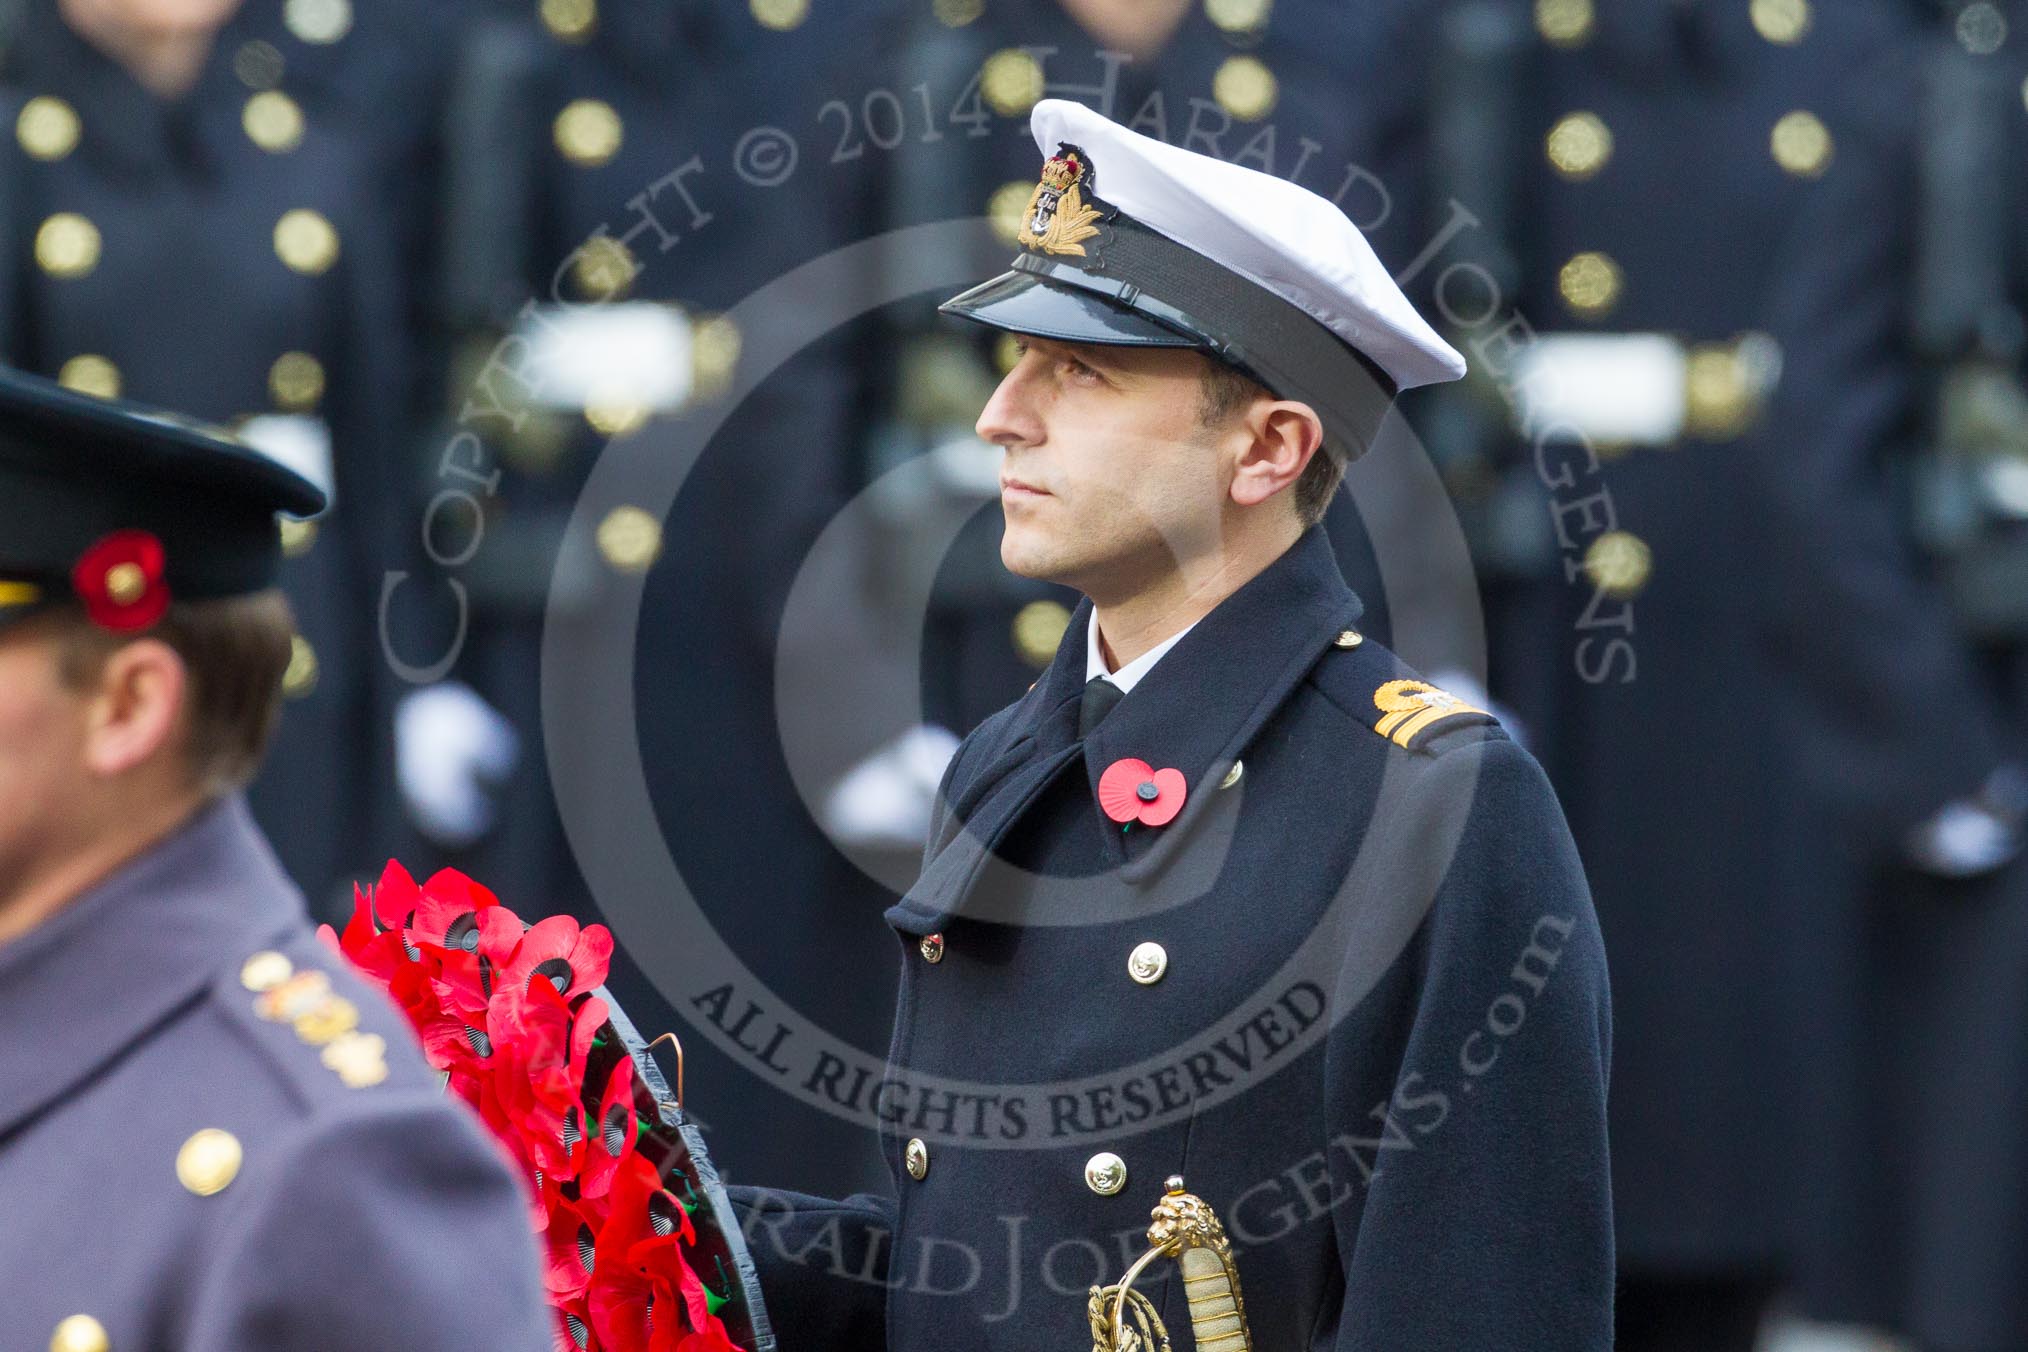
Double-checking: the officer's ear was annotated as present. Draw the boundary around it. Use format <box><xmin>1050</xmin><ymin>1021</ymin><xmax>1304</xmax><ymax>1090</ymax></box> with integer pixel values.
<box><xmin>1228</xmin><ymin>398</ymin><xmax>1324</xmax><ymax>512</ymax></box>
<box><xmin>76</xmin><ymin>636</ymin><xmax>189</xmax><ymax>780</ymax></box>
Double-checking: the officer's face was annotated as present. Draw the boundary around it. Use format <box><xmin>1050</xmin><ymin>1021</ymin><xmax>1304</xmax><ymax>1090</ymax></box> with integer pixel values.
<box><xmin>981</xmin><ymin>336</ymin><xmax>1238</xmax><ymax>592</ymax></box>
<box><xmin>0</xmin><ymin>624</ymin><xmax>95</xmax><ymax>884</ymax></box>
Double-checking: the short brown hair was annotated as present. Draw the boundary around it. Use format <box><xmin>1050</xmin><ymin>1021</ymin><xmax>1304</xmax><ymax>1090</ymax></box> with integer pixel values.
<box><xmin>1197</xmin><ymin>360</ymin><xmax>1344</xmax><ymax>526</ymax></box>
<box><xmin>53</xmin><ymin>590</ymin><xmax>298</xmax><ymax>795</ymax></box>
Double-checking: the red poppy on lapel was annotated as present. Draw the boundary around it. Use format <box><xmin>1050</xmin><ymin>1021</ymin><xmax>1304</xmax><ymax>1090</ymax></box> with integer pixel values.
<box><xmin>1098</xmin><ymin>757</ymin><xmax>1188</xmax><ymax>827</ymax></box>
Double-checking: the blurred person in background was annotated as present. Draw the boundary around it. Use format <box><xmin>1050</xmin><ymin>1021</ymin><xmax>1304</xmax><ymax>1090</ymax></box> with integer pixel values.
<box><xmin>421</xmin><ymin>0</ymin><xmax>903</xmax><ymax>1199</ymax></box>
<box><xmin>1747</xmin><ymin>3</ymin><xmax>2028</xmax><ymax>1347</ymax></box>
<box><xmin>1340</xmin><ymin>0</ymin><xmax>1996</xmax><ymax>1347</ymax></box>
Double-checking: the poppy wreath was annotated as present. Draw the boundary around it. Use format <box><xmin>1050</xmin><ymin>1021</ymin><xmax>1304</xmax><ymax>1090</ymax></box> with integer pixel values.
<box><xmin>321</xmin><ymin>862</ymin><xmax>749</xmax><ymax>1352</ymax></box>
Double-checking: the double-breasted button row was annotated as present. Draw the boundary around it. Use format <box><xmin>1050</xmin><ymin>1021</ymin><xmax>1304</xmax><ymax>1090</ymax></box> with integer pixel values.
<box><xmin>900</xmin><ymin>1139</ymin><xmax>1135</xmax><ymax>1197</ymax></box>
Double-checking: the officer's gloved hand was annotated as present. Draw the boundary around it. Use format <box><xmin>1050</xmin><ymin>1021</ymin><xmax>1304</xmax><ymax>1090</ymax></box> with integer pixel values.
<box><xmin>1905</xmin><ymin>764</ymin><xmax>2028</xmax><ymax>879</ymax></box>
<box><xmin>395</xmin><ymin>682</ymin><xmax>522</xmax><ymax>848</ymax></box>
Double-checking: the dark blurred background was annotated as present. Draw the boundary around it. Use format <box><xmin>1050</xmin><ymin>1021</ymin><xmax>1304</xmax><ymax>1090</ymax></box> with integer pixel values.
<box><xmin>5</xmin><ymin>0</ymin><xmax>2024</xmax><ymax>1347</ymax></box>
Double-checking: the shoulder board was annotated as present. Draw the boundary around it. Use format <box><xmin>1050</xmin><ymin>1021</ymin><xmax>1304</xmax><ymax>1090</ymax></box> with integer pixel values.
<box><xmin>1371</xmin><ymin>677</ymin><xmax>1500</xmax><ymax>752</ymax></box>
<box><xmin>215</xmin><ymin>942</ymin><xmax>404</xmax><ymax>1097</ymax></box>
<box><xmin>1309</xmin><ymin>627</ymin><xmax>1502</xmax><ymax>755</ymax></box>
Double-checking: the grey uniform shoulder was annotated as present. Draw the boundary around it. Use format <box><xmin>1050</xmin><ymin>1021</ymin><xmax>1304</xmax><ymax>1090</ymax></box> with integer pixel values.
<box><xmin>176</xmin><ymin>938</ymin><xmax>554</xmax><ymax>1352</ymax></box>
<box><xmin>1303</xmin><ymin>625</ymin><xmax>1507</xmax><ymax>756</ymax></box>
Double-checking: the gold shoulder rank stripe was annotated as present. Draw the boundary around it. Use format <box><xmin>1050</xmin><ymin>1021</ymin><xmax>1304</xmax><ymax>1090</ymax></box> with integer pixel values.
<box><xmin>0</xmin><ymin>581</ymin><xmax>42</xmax><ymax>608</ymax></box>
<box><xmin>1373</xmin><ymin>679</ymin><xmax>1490</xmax><ymax>750</ymax></box>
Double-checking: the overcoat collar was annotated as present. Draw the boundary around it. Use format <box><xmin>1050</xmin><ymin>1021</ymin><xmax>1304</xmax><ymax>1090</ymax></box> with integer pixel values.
<box><xmin>889</xmin><ymin>526</ymin><xmax>1363</xmax><ymax>933</ymax></box>
<box><xmin>0</xmin><ymin>795</ymin><xmax>302</xmax><ymax>1141</ymax></box>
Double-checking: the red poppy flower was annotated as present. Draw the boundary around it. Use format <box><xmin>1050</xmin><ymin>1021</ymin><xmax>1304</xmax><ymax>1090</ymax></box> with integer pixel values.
<box><xmin>72</xmin><ymin>530</ymin><xmax>169</xmax><ymax>633</ymax></box>
<box><xmin>407</xmin><ymin>867</ymin><xmax>505</xmax><ymax>953</ymax></box>
<box><xmin>588</xmin><ymin>1155</ymin><xmax>724</xmax><ymax>1352</ymax></box>
<box><xmin>552</xmin><ymin>1296</ymin><xmax>604</xmax><ymax>1352</ymax></box>
<box><xmin>580</xmin><ymin>1057</ymin><xmax>641</xmax><ymax>1201</ymax></box>
<box><xmin>541</xmin><ymin>1176</ymin><xmax>603</xmax><ymax>1304</ymax></box>
<box><xmin>1098</xmin><ymin>757</ymin><xmax>1188</xmax><ymax>827</ymax></box>
<box><xmin>485</xmin><ymin>979</ymin><xmax>607</xmax><ymax>1179</ymax></box>
<box><xmin>499</xmin><ymin>914</ymin><xmax>616</xmax><ymax>1002</ymax></box>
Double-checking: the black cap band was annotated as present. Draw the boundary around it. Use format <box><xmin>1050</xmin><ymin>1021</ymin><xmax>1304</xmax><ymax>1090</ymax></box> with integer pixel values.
<box><xmin>941</xmin><ymin>170</ymin><xmax>1399</xmax><ymax>459</ymax></box>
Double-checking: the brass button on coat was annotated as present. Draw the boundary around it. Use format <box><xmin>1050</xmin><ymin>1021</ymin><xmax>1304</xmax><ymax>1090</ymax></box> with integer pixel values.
<box><xmin>1219</xmin><ymin>760</ymin><xmax>1244</xmax><ymax>790</ymax></box>
<box><xmin>50</xmin><ymin>1315</ymin><xmax>109</xmax><ymax>1352</ymax></box>
<box><xmin>273</xmin><ymin>208</ymin><xmax>339</xmax><ymax>275</ymax></box>
<box><xmin>919</xmin><ymin>933</ymin><xmax>945</xmax><ymax>964</ymax></box>
<box><xmin>1085</xmin><ymin>1151</ymin><xmax>1127</xmax><ymax>1196</ymax></box>
<box><xmin>1127</xmin><ymin>942</ymin><xmax>1168</xmax><ymax>985</ymax></box>
<box><xmin>1333</xmin><ymin>629</ymin><xmax>1363</xmax><ymax>649</ymax></box>
<box><xmin>177</xmin><ymin>1128</ymin><xmax>243</xmax><ymax>1196</ymax></box>
<box><xmin>904</xmin><ymin>1137</ymin><xmax>930</xmax><ymax>1180</ymax></box>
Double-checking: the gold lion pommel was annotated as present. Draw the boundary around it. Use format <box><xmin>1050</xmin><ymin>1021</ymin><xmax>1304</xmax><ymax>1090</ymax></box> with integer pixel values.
<box><xmin>1087</xmin><ymin>1177</ymin><xmax>1254</xmax><ymax>1352</ymax></box>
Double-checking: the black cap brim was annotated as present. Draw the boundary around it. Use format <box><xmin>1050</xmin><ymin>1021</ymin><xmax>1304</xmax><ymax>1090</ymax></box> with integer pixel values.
<box><xmin>939</xmin><ymin>270</ymin><xmax>1199</xmax><ymax>349</ymax></box>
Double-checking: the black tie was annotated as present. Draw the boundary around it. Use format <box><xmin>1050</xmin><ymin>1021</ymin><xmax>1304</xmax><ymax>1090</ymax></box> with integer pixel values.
<box><xmin>1079</xmin><ymin>676</ymin><xmax>1124</xmax><ymax>737</ymax></box>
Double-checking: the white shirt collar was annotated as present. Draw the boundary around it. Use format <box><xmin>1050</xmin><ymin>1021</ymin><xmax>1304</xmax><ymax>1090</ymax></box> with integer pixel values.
<box><xmin>1086</xmin><ymin>608</ymin><xmax>1197</xmax><ymax>695</ymax></box>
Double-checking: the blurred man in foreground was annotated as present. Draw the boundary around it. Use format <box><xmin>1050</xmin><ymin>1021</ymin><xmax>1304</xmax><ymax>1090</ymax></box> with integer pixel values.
<box><xmin>0</xmin><ymin>367</ymin><xmax>551</xmax><ymax>1351</ymax></box>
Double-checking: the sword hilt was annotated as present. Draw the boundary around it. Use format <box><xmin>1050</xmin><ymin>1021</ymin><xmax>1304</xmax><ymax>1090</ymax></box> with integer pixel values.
<box><xmin>1088</xmin><ymin>1176</ymin><xmax>1254</xmax><ymax>1352</ymax></box>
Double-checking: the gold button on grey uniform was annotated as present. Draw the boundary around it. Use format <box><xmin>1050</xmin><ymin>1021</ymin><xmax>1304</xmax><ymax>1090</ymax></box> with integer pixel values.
<box><xmin>1085</xmin><ymin>1151</ymin><xmax>1127</xmax><ymax>1196</ymax></box>
<box><xmin>176</xmin><ymin>1128</ymin><xmax>244</xmax><ymax>1196</ymax></box>
<box><xmin>50</xmin><ymin>1315</ymin><xmax>109</xmax><ymax>1352</ymax></box>
<box><xmin>1219</xmin><ymin>759</ymin><xmax>1244</xmax><ymax>790</ymax></box>
<box><xmin>1127</xmin><ymin>941</ymin><xmax>1168</xmax><ymax>985</ymax></box>
<box><xmin>1333</xmin><ymin>628</ymin><xmax>1363</xmax><ymax>649</ymax></box>
<box><xmin>904</xmin><ymin>1137</ymin><xmax>930</xmax><ymax>1180</ymax></box>
<box><xmin>919</xmin><ymin>932</ymin><xmax>946</xmax><ymax>964</ymax></box>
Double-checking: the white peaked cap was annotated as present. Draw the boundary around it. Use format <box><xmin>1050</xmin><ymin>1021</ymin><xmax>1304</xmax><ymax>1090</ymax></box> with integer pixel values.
<box><xmin>1027</xmin><ymin>99</ymin><xmax>1466</xmax><ymax>391</ymax></box>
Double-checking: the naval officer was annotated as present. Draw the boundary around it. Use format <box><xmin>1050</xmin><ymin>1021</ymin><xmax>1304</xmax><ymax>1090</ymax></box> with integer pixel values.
<box><xmin>738</xmin><ymin>100</ymin><xmax>1614</xmax><ymax>1352</ymax></box>
<box><xmin>0</xmin><ymin>367</ymin><xmax>552</xmax><ymax>1351</ymax></box>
